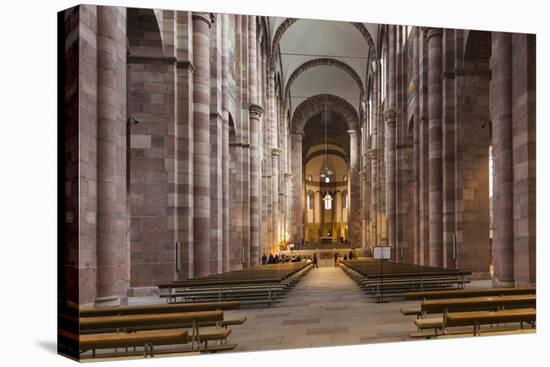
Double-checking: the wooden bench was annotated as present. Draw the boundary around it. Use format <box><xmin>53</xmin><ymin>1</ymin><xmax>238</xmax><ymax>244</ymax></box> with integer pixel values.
<box><xmin>401</xmin><ymin>287</ymin><xmax>536</xmax><ymax>319</ymax></box>
<box><xmin>342</xmin><ymin>260</ymin><xmax>471</xmax><ymax>301</ymax></box>
<box><xmin>158</xmin><ymin>262</ymin><xmax>312</xmax><ymax>307</ymax></box>
<box><xmin>412</xmin><ymin>295</ymin><xmax>536</xmax><ymax>334</ymax></box>
<box><xmin>404</xmin><ymin>287</ymin><xmax>536</xmax><ymax>301</ymax></box>
<box><xmin>59</xmin><ymin>329</ymin><xmax>190</xmax><ymax>358</ymax></box>
<box><xmin>446</xmin><ymin>308</ymin><xmax>536</xmax><ymax>336</ymax></box>
<box><xmin>77</xmin><ymin>310</ymin><xmax>225</xmax><ymax>352</ymax></box>
<box><xmin>400</xmin><ymin>307</ymin><xmax>422</xmax><ymax>318</ymax></box>
<box><xmin>78</xmin><ymin>301</ymin><xmax>241</xmax><ymax>317</ymax></box>
<box><xmin>409</xmin><ymin>326</ymin><xmax>536</xmax><ymax>339</ymax></box>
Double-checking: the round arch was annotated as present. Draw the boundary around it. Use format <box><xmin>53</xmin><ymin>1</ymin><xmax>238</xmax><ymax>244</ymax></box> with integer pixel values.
<box><xmin>271</xmin><ymin>19</ymin><xmax>377</xmax><ymax>63</ymax></box>
<box><xmin>291</xmin><ymin>94</ymin><xmax>359</xmax><ymax>134</ymax></box>
<box><xmin>284</xmin><ymin>58</ymin><xmax>365</xmax><ymax>102</ymax></box>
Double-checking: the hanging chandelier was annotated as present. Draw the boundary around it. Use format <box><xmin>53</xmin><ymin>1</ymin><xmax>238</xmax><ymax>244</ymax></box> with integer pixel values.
<box><xmin>319</xmin><ymin>64</ymin><xmax>333</xmax><ymax>180</ymax></box>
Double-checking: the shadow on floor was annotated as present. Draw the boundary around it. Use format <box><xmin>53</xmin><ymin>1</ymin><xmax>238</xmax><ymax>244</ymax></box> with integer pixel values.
<box><xmin>35</xmin><ymin>340</ymin><xmax>57</xmax><ymax>354</ymax></box>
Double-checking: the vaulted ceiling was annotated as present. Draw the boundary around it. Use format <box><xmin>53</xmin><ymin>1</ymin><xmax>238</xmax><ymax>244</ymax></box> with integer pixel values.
<box><xmin>270</xmin><ymin>18</ymin><xmax>379</xmax><ymax>119</ymax></box>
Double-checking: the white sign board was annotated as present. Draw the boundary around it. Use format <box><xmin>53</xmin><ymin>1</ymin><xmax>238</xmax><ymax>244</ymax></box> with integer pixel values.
<box><xmin>373</xmin><ymin>246</ymin><xmax>391</xmax><ymax>260</ymax></box>
<box><xmin>289</xmin><ymin>244</ymin><xmax>295</xmax><ymax>249</ymax></box>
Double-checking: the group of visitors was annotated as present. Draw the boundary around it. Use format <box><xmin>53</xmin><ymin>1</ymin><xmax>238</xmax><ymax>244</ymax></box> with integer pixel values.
<box><xmin>263</xmin><ymin>248</ymin><xmax>357</xmax><ymax>268</ymax></box>
<box><xmin>261</xmin><ymin>253</ymin><xmax>302</xmax><ymax>265</ymax></box>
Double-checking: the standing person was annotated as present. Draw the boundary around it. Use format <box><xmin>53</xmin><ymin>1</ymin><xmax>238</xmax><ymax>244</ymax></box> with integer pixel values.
<box><xmin>261</xmin><ymin>253</ymin><xmax>267</xmax><ymax>265</ymax></box>
<box><xmin>334</xmin><ymin>252</ymin><xmax>339</xmax><ymax>267</ymax></box>
<box><xmin>313</xmin><ymin>253</ymin><xmax>318</xmax><ymax>269</ymax></box>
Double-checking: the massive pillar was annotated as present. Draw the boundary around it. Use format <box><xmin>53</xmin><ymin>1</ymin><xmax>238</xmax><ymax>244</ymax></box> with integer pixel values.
<box><xmin>221</xmin><ymin>14</ymin><xmax>230</xmax><ymax>273</ymax></box>
<box><xmin>248</xmin><ymin>16</ymin><xmax>262</xmax><ymax>267</ymax></box>
<box><xmin>95</xmin><ymin>6</ymin><xmax>128</xmax><ymax>307</ymax></box>
<box><xmin>192</xmin><ymin>12</ymin><xmax>212</xmax><ymax>277</ymax></box>
<box><xmin>249</xmin><ymin>104</ymin><xmax>264</xmax><ymax>266</ymax></box>
<box><xmin>222</xmin><ymin>120</ymin><xmax>230</xmax><ymax>272</ymax></box>
<box><xmin>441</xmin><ymin>29</ymin><xmax>456</xmax><ymax>269</ymax></box>
<box><xmin>290</xmin><ymin>133</ymin><xmax>304</xmax><ymax>245</ymax></box>
<box><xmin>412</xmin><ymin>27</ymin><xmax>421</xmax><ymax>265</ymax></box>
<box><xmin>272</xmin><ymin>148</ymin><xmax>281</xmax><ymax>251</ymax></box>
<box><xmin>369</xmin><ymin>63</ymin><xmax>380</xmax><ymax>246</ymax></box>
<box><xmin>511</xmin><ymin>34</ymin><xmax>536</xmax><ymax>286</ymax></box>
<box><xmin>426</xmin><ymin>27</ymin><xmax>443</xmax><ymax>268</ymax></box>
<box><xmin>491</xmin><ymin>32</ymin><xmax>514</xmax><ymax>287</ymax></box>
<box><xmin>385</xmin><ymin>26</ymin><xmax>397</xmax><ymax>250</ymax></box>
<box><xmin>348</xmin><ymin>129</ymin><xmax>361</xmax><ymax>247</ymax></box>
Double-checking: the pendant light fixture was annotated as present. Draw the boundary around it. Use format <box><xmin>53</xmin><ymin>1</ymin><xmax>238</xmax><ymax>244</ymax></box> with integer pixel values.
<box><xmin>319</xmin><ymin>63</ymin><xmax>333</xmax><ymax>181</ymax></box>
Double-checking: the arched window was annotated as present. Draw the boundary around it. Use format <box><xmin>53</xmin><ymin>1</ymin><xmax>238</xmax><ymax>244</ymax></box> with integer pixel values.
<box><xmin>323</xmin><ymin>193</ymin><xmax>333</xmax><ymax>210</ymax></box>
<box><xmin>307</xmin><ymin>191</ymin><xmax>314</xmax><ymax>209</ymax></box>
<box><xmin>343</xmin><ymin>191</ymin><xmax>348</xmax><ymax>209</ymax></box>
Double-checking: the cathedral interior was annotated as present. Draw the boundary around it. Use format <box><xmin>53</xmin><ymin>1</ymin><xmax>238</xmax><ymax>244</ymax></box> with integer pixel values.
<box><xmin>58</xmin><ymin>4</ymin><xmax>536</xmax><ymax>360</ymax></box>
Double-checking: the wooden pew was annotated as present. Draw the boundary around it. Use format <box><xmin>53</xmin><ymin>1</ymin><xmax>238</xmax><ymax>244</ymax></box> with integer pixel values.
<box><xmin>78</xmin><ymin>301</ymin><xmax>241</xmax><ymax>317</ymax></box>
<box><xmin>158</xmin><ymin>262</ymin><xmax>312</xmax><ymax>307</ymax></box>
<box><xmin>404</xmin><ymin>287</ymin><xmax>536</xmax><ymax>301</ymax></box>
<box><xmin>59</xmin><ymin>329</ymin><xmax>189</xmax><ymax>358</ymax></box>
<box><xmin>446</xmin><ymin>308</ymin><xmax>536</xmax><ymax>336</ymax></box>
<box><xmin>401</xmin><ymin>287</ymin><xmax>536</xmax><ymax>319</ymax></box>
<box><xmin>342</xmin><ymin>260</ymin><xmax>471</xmax><ymax>301</ymax></box>
<box><xmin>77</xmin><ymin>310</ymin><xmax>227</xmax><ymax>352</ymax></box>
<box><xmin>410</xmin><ymin>295</ymin><xmax>536</xmax><ymax>337</ymax></box>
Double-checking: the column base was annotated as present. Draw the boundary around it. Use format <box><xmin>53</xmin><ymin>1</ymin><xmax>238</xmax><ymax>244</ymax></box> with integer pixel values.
<box><xmin>94</xmin><ymin>295</ymin><xmax>120</xmax><ymax>308</ymax></box>
<box><xmin>127</xmin><ymin>286</ymin><xmax>160</xmax><ymax>297</ymax></box>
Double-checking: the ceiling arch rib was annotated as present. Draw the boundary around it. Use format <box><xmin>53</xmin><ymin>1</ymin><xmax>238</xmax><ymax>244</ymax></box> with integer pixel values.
<box><xmin>279</xmin><ymin>19</ymin><xmax>369</xmax><ymax>85</ymax></box>
<box><xmin>291</xmin><ymin>94</ymin><xmax>359</xmax><ymax>134</ymax></box>
<box><xmin>284</xmin><ymin>58</ymin><xmax>365</xmax><ymax>102</ymax></box>
<box><xmin>289</xmin><ymin>66</ymin><xmax>361</xmax><ymax>116</ymax></box>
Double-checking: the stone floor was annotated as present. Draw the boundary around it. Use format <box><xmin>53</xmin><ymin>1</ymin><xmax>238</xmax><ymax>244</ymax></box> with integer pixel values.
<box><xmin>129</xmin><ymin>267</ymin><xmax>495</xmax><ymax>353</ymax></box>
<box><xmin>225</xmin><ymin>266</ymin><xmax>422</xmax><ymax>352</ymax></box>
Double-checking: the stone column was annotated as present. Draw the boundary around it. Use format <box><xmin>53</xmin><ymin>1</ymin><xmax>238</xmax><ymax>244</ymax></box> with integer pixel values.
<box><xmin>291</xmin><ymin>133</ymin><xmax>304</xmax><ymax>245</ymax></box>
<box><xmin>425</xmin><ymin>27</ymin><xmax>443</xmax><ymax>268</ymax></box>
<box><xmin>247</xmin><ymin>15</ymin><xmax>262</xmax><ymax>267</ymax></box>
<box><xmin>249</xmin><ymin>104</ymin><xmax>264</xmax><ymax>266</ymax></box>
<box><xmin>412</xmin><ymin>27</ymin><xmax>421</xmax><ymax>265</ymax></box>
<box><xmin>385</xmin><ymin>26</ymin><xmax>397</xmax><ymax>250</ymax></box>
<box><xmin>491</xmin><ymin>32</ymin><xmax>514</xmax><ymax>286</ymax></box>
<box><xmin>442</xmin><ymin>29</ymin><xmax>456</xmax><ymax>269</ymax></box>
<box><xmin>284</xmin><ymin>172</ymin><xmax>293</xmax><ymax>244</ymax></box>
<box><xmin>348</xmin><ymin>129</ymin><xmax>361</xmax><ymax>247</ymax></box>
<box><xmin>512</xmin><ymin>34</ymin><xmax>536</xmax><ymax>286</ymax></box>
<box><xmin>369</xmin><ymin>62</ymin><xmax>380</xmax><ymax>247</ymax></box>
<box><xmin>192</xmin><ymin>12</ymin><xmax>212</xmax><ymax>277</ymax></box>
<box><xmin>272</xmin><ymin>148</ymin><xmax>281</xmax><ymax>251</ymax></box>
<box><xmin>222</xmin><ymin>119</ymin><xmax>230</xmax><ymax>272</ymax></box>
<box><xmin>95</xmin><ymin>6</ymin><xmax>128</xmax><ymax>307</ymax></box>
<box><xmin>221</xmin><ymin>14</ymin><xmax>230</xmax><ymax>273</ymax></box>
<box><xmin>369</xmin><ymin>149</ymin><xmax>378</xmax><ymax>245</ymax></box>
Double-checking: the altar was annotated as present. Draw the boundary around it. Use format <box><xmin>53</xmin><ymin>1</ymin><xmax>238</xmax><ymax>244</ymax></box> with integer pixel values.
<box><xmin>320</xmin><ymin>236</ymin><xmax>333</xmax><ymax>244</ymax></box>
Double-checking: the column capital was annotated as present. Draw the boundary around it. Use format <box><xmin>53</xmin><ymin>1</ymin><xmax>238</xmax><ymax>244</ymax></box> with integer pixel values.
<box><xmin>347</xmin><ymin>129</ymin><xmax>358</xmax><ymax>135</ymax></box>
<box><xmin>192</xmin><ymin>12</ymin><xmax>214</xmax><ymax>28</ymax></box>
<box><xmin>249</xmin><ymin>103</ymin><xmax>264</xmax><ymax>118</ymax></box>
<box><xmin>423</xmin><ymin>27</ymin><xmax>443</xmax><ymax>41</ymax></box>
<box><xmin>271</xmin><ymin>148</ymin><xmax>282</xmax><ymax>157</ymax></box>
<box><xmin>384</xmin><ymin>108</ymin><xmax>397</xmax><ymax>123</ymax></box>
<box><xmin>291</xmin><ymin>132</ymin><xmax>304</xmax><ymax>139</ymax></box>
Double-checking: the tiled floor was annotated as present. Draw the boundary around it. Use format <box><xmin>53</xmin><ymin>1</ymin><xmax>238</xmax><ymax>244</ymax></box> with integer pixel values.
<box><xmin>224</xmin><ymin>266</ymin><xmax>422</xmax><ymax>351</ymax></box>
